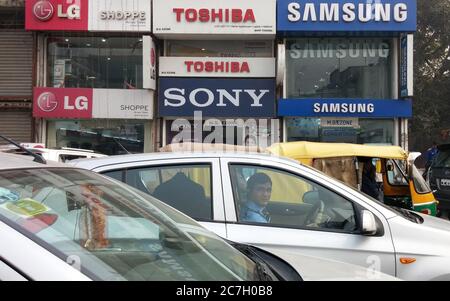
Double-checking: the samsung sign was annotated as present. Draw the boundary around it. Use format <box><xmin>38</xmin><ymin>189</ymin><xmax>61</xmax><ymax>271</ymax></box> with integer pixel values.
<box><xmin>159</xmin><ymin>78</ymin><xmax>275</xmax><ymax>117</ymax></box>
<box><xmin>277</xmin><ymin>0</ymin><xmax>417</xmax><ymax>33</ymax></box>
<box><xmin>278</xmin><ymin>99</ymin><xmax>412</xmax><ymax>118</ymax></box>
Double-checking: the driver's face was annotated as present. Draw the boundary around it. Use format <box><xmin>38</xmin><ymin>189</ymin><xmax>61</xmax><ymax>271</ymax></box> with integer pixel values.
<box><xmin>249</xmin><ymin>183</ymin><xmax>272</xmax><ymax>206</ymax></box>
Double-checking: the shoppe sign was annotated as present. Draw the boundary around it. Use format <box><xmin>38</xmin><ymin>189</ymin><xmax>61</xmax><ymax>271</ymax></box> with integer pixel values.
<box><xmin>277</xmin><ymin>0</ymin><xmax>417</xmax><ymax>34</ymax></box>
<box><xmin>26</xmin><ymin>0</ymin><xmax>151</xmax><ymax>32</ymax></box>
<box><xmin>153</xmin><ymin>0</ymin><xmax>276</xmax><ymax>38</ymax></box>
<box><xmin>33</xmin><ymin>88</ymin><xmax>153</xmax><ymax>119</ymax></box>
<box><xmin>159</xmin><ymin>78</ymin><xmax>276</xmax><ymax>117</ymax></box>
<box><xmin>278</xmin><ymin>99</ymin><xmax>412</xmax><ymax>118</ymax></box>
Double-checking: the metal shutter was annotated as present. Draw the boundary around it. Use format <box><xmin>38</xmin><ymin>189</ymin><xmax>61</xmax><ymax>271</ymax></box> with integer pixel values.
<box><xmin>0</xmin><ymin>31</ymin><xmax>33</xmax><ymax>97</ymax></box>
<box><xmin>0</xmin><ymin>111</ymin><xmax>32</xmax><ymax>144</ymax></box>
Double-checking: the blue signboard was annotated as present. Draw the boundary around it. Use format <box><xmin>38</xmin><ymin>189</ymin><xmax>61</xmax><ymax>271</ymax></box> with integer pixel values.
<box><xmin>277</xmin><ymin>0</ymin><xmax>417</xmax><ymax>34</ymax></box>
<box><xmin>278</xmin><ymin>99</ymin><xmax>412</xmax><ymax>118</ymax></box>
<box><xmin>159</xmin><ymin>78</ymin><xmax>276</xmax><ymax>117</ymax></box>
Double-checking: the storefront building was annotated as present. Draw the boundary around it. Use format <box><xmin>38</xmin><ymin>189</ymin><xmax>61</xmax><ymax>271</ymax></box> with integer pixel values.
<box><xmin>0</xmin><ymin>1</ymin><xmax>34</xmax><ymax>144</ymax></box>
<box><xmin>154</xmin><ymin>0</ymin><xmax>279</xmax><ymax>148</ymax></box>
<box><xmin>277</xmin><ymin>0</ymin><xmax>416</xmax><ymax>147</ymax></box>
<box><xmin>26</xmin><ymin>0</ymin><xmax>156</xmax><ymax>154</ymax></box>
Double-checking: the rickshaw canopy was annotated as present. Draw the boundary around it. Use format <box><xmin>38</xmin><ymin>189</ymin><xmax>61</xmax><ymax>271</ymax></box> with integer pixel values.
<box><xmin>267</xmin><ymin>141</ymin><xmax>408</xmax><ymax>164</ymax></box>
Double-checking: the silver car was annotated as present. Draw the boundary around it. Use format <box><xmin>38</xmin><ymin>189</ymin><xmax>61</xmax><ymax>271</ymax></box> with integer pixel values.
<box><xmin>71</xmin><ymin>151</ymin><xmax>450</xmax><ymax>281</ymax></box>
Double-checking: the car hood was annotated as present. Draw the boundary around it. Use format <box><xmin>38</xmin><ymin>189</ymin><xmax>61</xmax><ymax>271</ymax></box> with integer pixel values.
<box><xmin>259</xmin><ymin>247</ymin><xmax>399</xmax><ymax>281</ymax></box>
<box><xmin>388</xmin><ymin>213</ymin><xmax>450</xmax><ymax>256</ymax></box>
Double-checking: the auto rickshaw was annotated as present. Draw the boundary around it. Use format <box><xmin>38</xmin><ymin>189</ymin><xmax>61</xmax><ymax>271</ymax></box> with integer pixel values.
<box><xmin>266</xmin><ymin>141</ymin><xmax>438</xmax><ymax>216</ymax></box>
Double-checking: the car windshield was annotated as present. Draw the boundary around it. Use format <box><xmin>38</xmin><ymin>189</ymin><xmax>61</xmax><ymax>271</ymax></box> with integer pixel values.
<box><xmin>0</xmin><ymin>168</ymin><xmax>258</xmax><ymax>281</ymax></box>
<box><xmin>432</xmin><ymin>149</ymin><xmax>450</xmax><ymax>168</ymax></box>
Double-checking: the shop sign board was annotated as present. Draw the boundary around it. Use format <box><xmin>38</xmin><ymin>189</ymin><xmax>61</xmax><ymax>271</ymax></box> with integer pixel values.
<box><xmin>159</xmin><ymin>78</ymin><xmax>276</xmax><ymax>117</ymax></box>
<box><xmin>26</xmin><ymin>0</ymin><xmax>151</xmax><ymax>32</ymax></box>
<box><xmin>143</xmin><ymin>36</ymin><xmax>157</xmax><ymax>90</ymax></box>
<box><xmin>153</xmin><ymin>0</ymin><xmax>276</xmax><ymax>38</ymax></box>
<box><xmin>33</xmin><ymin>88</ymin><xmax>153</xmax><ymax>119</ymax></box>
<box><xmin>278</xmin><ymin>99</ymin><xmax>412</xmax><ymax>118</ymax></box>
<box><xmin>320</xmin><ymin>117</ymin><xmax>359</xmax><ymax>128</ymax></box>
<box><xmin>400</xmin><ymin>34</ymin><xmax>414</xmax><ymax>97</ymax></box>
<box><xmin>159</xmin><ymin>57</ymin><xmax>275</xmax><ymax>78</ymax></box>
<box><xmin>277</xmin><ymin>0</ymin><xmax>417</xmax><ymax>34</ymax></box>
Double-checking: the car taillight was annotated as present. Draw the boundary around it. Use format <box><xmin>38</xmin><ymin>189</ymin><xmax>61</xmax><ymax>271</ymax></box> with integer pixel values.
<box><xmin>19</xmin><ymin>213</ymin><xmax>58</xmax><ymax>234</ymax></box>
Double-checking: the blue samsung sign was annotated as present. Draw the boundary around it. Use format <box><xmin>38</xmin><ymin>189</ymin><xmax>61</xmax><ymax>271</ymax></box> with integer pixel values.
<box><xmin>159</xmin><ymin>78</ymin><xmax>276</xmax><ymax>117</ymax></box>
<box><xmin>278</xmin><ymin>99</ymin><xmax>412</xmax><ymax>118</ymax></box>
<box><xmin>277</xmin><ymin>0</ymin><xmax>417</xmax><ymax>34</ymax></box>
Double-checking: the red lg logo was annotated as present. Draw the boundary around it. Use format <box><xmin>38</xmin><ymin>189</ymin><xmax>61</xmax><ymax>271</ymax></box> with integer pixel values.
<box><xmin>151</xmin><ymin>48</ymin><xmax>156</xmax><ymax>67</ymax></box>
<box><xmin>37</xmin><ymin>92</ymin><xmax>58</xmax><ymax>112</ymax></box>
<box><xmin>33</xmin><ymin>0</ymin><xmax>54</xmax><ymax>21</ymax></box>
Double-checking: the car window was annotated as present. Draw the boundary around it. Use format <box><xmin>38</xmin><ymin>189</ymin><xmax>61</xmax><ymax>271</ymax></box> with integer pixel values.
<box><xmin>433</xmin><ymin>150</ymin><xmax>450</xmax><ymax>168</ymax></box>
<box><xmin>0</xmin><ymin>168</ymin><xmax>257</xmax><ymax>281</ymax></box>
<box><xmin>229</xmin><ymin>164</ymin><xmax>358</xmax><ymax>233</ymax></box>
<box><xmin>59</xmin><ymin>154</ymin><xmax>88</xmax><ymax>162</ymax></box>
<box><xmin>118</xmin><ymin>164</ymin><xmax>213</xmax><ymax>221</ymax></box>
<box><xmin>386</xmin><ymin>160</ymin><xmax>408</xmax><ymax>186</ymax></box>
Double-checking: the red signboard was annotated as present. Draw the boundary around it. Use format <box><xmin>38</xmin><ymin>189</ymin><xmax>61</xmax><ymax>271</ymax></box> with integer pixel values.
<box><xmin>33</xmin><ymin>87</ymin><xmax>93</xmax><ymax>118</ymax></box>
<box><xmin>25</xmin><ymin>0</ymin><xmax>89</xmax><ymax>31</ymax></box>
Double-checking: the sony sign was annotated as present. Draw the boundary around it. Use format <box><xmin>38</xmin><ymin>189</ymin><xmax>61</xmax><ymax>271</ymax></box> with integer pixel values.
<box><xmin>159</xmin><ymin>78</ymin><xmax>276</xmax><ymax>117</ymax></box>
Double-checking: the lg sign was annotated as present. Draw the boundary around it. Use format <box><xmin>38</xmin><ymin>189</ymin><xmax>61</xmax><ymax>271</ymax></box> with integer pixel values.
<box><xmin>37</xmin><ymin>92</ymin><xmax>58</xmax><ymax>111</ymax></box>
<box><xmin>33</xmin><ymin>88</ymin><xmax>92</xmax><ymax>118</ymax></box>
<box><xmin>32</xmin><ymin>0</ymin><xmax>81</xmax><ymax>21</ymax></box>
<box><xmin>33</xmin><ymin>1</ymin><xmax>54</xmax><ymax>21</ymax></box>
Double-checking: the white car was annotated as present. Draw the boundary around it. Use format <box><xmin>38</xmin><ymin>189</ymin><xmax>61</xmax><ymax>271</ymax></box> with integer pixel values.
<box><xmin>71</xmin><ymin>152</ymin><xmax>450</xmax><ymax>281</ymax></box>
<box><xmin>0</xmin><ymin>153</ymin><xmax>397</xmax><ymax>281</ymax></box>
<box><xmin>24</xmin><ymin>147</ymin><xmax>107</xmax><ymax>163</ymax></box>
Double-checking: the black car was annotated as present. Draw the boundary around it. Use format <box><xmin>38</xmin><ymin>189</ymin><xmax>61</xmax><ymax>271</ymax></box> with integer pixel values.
<box><xmin>428</xmin><ymin>144</ymin><xmax>450</xmax><ymax>217</ymax></box>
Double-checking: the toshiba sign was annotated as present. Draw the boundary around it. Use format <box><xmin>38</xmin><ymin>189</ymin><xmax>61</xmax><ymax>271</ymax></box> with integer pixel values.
<box><xmin>159</xmin><ymin>57</ymin><xmax>276</xmax><ymax>78</ymax></box>
<box><xmin>153</xmin><ymin>0</ymin><xmax>276</xmax><ymax>38</ymax></box>
<box><xmin>26</xmin><ymin>0</ymin><xmax>151</xmax><ymax>32</ymax></box>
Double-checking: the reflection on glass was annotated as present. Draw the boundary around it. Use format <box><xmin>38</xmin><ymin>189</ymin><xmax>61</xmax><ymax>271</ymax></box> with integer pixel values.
<box><xmin>47</xmin><ymin>35</ymin><xmax>143</xmax><ymax>89</ymax></box>
<box><xmin>286</xmin><ymin>38</ymin><xmax>392</xmax><ymax>99</ymax></box>
<box><xmin>51</xmin><ymin>119</ymin><xmax>145</xmax><ymax>155</ymax></box>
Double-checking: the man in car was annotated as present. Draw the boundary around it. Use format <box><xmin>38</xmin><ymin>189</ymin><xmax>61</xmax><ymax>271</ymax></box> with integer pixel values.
<box><xmin>240</xmin><ymin>173</ymin><xmax>272</xmax><ymax>223</ymax></box>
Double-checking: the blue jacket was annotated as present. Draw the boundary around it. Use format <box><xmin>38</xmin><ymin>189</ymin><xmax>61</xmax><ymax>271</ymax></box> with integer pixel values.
<box><xmin>240</xmin><ymin>201</ymin><xmax>270</xmax><ymax>223</ymax></box>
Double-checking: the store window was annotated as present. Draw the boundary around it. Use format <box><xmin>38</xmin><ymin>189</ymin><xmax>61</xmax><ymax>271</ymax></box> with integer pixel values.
<box><xmin>166</xmin><ymin>119</ymin><xmax>278</xmax><ymax>148</ymax></box>
<box><xmin>286</xmin><ymin>38</ymin><xmax>393</xmax><ymax>99</ymax></box>
<box><xmin>47</xmin><ymin>119</ymin><xmax>148</xmax><ymax>155</ymax></box>
<box><xmin>286</xmin><ymin>118</ymin><xmax>394</xmax><ymax>145</ymax></box>
<box><xmin>47</xmin><ymin>35</ymin><xmax>143</xmax><ymax>89</ymax></box>
<box><xmin>166</xmin><ymin>40</ymin><xmax>273</xmax><ymax>58</ymax></box>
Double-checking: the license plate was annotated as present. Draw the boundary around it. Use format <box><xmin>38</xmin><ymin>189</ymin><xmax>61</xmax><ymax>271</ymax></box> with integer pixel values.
<box><xmin>441</xmin><ymin>179</ymin><xmax>450</xmax><ymax>187</ymax></box>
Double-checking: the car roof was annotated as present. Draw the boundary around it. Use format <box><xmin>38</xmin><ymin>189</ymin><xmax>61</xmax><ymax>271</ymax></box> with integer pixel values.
<box><xmin>70</xmin><ymin>151</ymin><xmax>301</xmax><ymax>169</ymax></box>
<box><xmin>0</xmin><ymin>152</ymin><xmax>67</xmax><ymax>169</ymax></box>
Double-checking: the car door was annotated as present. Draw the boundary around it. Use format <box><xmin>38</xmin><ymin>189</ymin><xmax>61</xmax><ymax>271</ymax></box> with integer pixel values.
<box><xmin>93</xmin><ymin>157</ymin><xmax>227</xmax><ymax>237</ymax></box>
<box><xmin>220</xmin><ymin>157</ymin><xmax>397</xmax><ymax>276</ymax></box>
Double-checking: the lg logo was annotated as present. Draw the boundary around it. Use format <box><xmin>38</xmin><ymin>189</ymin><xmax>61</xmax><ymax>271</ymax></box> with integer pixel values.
<box><xmin>37</xmin><ymin>92</ymin><xmax>58</xmax><ymax>112</ymax></box>
<box><xmin>33</xmin><ymin>0</ymin><xmax>54</xmax><ymax>21</ymax></box>
<box><xmin>37</xmin><ymin>91</ymin><xmax>89</xmax><ymax>112</ymax></box>
<box><xmin>151</xmin><ymin>48</ymin><xmax>156</xmax><ymax>67</ymax></box>
<box><xmin>32</xmin><ymin>0</ymin><xmax>81</xmax><ymax>22</ymax></box>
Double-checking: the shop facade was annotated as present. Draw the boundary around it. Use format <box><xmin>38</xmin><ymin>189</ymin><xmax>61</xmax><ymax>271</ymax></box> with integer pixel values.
<box><xmin>154</xmin><ymin>0</ymin><xmax>279</xmax><ymax>148</ymax></box>
<box><xmin>0</xmin><ymin>1</ymin><xmax>34</xmax><ymax>144</ymax></box>
<box><xmin>26</xmin><ymin>0</ymin><xmax>156</xmax><ymax>154</ymax></box>
<box><xmin>277</xmin><ymin>0</ymin><xmax>416</xmax><ymax>147</ymax></box>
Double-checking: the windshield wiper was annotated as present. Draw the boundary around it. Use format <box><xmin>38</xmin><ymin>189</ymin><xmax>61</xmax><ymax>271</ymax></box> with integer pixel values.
<box><xmin>0</xmin><ymin>134</ymin><xmax>46</xmax><ymax>164</ymax></box>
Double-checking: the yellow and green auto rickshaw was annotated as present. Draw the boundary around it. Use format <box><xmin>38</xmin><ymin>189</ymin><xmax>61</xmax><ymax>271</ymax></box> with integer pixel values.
<box><xmin>266</xmin><ymin>141</ymin><xmax>438</xmax><ymax>216</ymax></box>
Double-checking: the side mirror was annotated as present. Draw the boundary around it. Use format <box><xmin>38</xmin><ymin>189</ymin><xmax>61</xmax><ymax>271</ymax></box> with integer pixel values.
<box><xmin>361</xmin><ymin>210</ymin><xmax>378</xmax><ymax>236</ymax></box>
